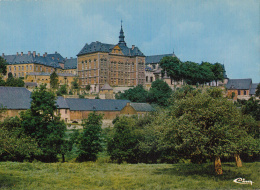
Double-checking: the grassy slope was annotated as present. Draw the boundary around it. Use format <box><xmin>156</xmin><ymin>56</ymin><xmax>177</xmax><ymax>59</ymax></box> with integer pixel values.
<box><xmin>0</xmin><ymin>161</ymin><xmax>259</xmax><ymax>190</ymax></box>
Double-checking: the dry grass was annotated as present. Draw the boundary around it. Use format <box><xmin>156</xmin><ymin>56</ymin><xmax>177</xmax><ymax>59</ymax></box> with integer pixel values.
<box><xmin>0</xmin><ymin>161</ymin><xmax>259</xmax><ymax>189</ymax></box>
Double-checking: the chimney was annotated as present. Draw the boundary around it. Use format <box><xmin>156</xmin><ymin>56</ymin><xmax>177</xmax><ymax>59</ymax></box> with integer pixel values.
<box><xmin>132</xmin><ymin>45</ymin><xmax>135</xmax><ymax>50</ymax></box>
<box><xmin>55</xmin><ymin>51</ymin><xmax>57</xmax><ymax>54</ymax></box>
<box><xmin>37</xmin><ymin>53</ymin><xmax>40</xmax><ymax>57</ymax></box>
<box><xmin>28</xmin><ymin>51</ymin><xmax>31</xmax><ymax>55</ymax></box>
<box><xmin>2</xmin><ymin>53</ymin><xmax>4</xmax><ymax>57</ymax></box>
<box><xmin>16</xmin><ymin>52</ymin><xmax>19</xmax><ymax>56</ymax></box>
<box><xmin>43</xmin><ymin>54</ymin><xmax>45</xmax><ymax>58</ymax></box>
<box><xmin>45</xmin><ymin>52</ymin><xmax>47</xmax><ymax>56</ymax></box>
<box><xmin>33</xmin><ymin>51</ymin><xmax>36</xmax><ymax>57</ymax></box>
<box><xmin>52</xmin><ymin>56</ymin><xmax>54</xmax><ymax>60</ymax></box>
<box><xmin>21</xmin><ymin>52</ymin><xmax>23</xmax><ymax>56</ymax></box>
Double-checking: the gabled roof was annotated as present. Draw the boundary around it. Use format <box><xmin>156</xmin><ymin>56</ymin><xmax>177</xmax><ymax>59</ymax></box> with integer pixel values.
<box><xmin>145</xmin><ymin>53</ymin><xmax>175</xmax><ymax>64</ymax></box>
<box><xmin>65</xmin><ymin>99</ymin><xmax>130</xmax><ymax>111</ymax></box>
<box><xmin>249</xmin><ymin>83</ymin><xmax>259</xmax><ymax>95</ymax></box>
<box><xmin>77</xmin><ymin>41</ymin><xmax>144</xmax><ymax>57</ymax></box>
<box><xmin>101</xmin><ymin>83</ymin><xmax>113</xmax><ymax>90</ymax></box>
<box><xmin>130</xmin><ymin>103</ymin><xmax>154</xmax><ymax>112</ymax></box>
<box><xmin>226</xmin><ymin>79</ymin><xmax>252</xmax><ymax>90</ymax></box>
<box><xmin>0</xmin><ymin>87</ymin><xmax>31</xmax><ymax>109</ymax></box>
<box><xmin>64</xmin><ymin>58</ymin><xmax>77</xmax><ymax>69</ymax></box>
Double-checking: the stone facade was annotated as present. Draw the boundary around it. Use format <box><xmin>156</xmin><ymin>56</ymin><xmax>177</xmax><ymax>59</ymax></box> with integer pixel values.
<box><xmin>77</xmin><ymin>24</ymin><xmax>145</xmax><ymax>93</ymax></box>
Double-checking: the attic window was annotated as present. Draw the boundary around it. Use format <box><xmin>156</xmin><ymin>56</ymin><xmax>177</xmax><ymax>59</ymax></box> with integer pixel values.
<box><xmin>93</xmin><ymin>106</ymin><xmax>96</xmax><ymax>110</ymax></box>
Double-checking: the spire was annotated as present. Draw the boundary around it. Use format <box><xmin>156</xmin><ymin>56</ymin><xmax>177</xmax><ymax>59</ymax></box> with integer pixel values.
<box><xmin>119</xmin><ymin>20</ymin><xmax>127</xmax><ymax>46</ymax></box>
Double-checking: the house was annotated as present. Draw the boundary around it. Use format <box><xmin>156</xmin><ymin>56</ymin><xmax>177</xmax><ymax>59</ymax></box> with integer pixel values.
<box><xmin>120</xmin><ymin>102</ymin><xmax>154</xmax><ymax>117</ymax></box>
<box><xmin>249</xmin><ymin>83</ymin><xmax>259</xmax><ymax>97</ymax></box>
<box><xmin>77</xmin><ymin>22</ymin><xmax>145</xmax><ymax>92</ymax></box>
<box><xmin>226</xmin><ymin>78</ymin><xmax>252</xmax><ymax>100</ymax></box>
<box><xmin>0</xmin><ymin>87</ymin><xmax>31</xmax><ymax>120</ymax></box>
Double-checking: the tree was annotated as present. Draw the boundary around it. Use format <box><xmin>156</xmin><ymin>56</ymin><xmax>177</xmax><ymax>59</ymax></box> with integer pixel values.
<box><xmin>4</xmin><ymin>73</ymin><xmax>25</xmax><ymax>87</ymax></box>
<box><xmin>20</xmin><ymin>84</ymin><xmax>66</xmax><ymax>162</ymax></box>
<box><xmin>71</xmin><ymin>77</ymin><xmax>79</xmax><ymax>90</ymax></box>
<box><xmin>147</xmin><ymin>80</ymin><xmax>172</xmax><ymax>107</ymax></box>
<box><xmin>76</xmin><ymin>112</ymin><xmax>103</xmax><ymax>161</ymax></box>
<box><xmin>0</xmin><ymin>116</ymin><xmax>41</xmax><ymax>161</ymax></box>
<box><xmin>237</xmin><ymin>97</ymin><xmax>260</xmax><ymax>121</ymax></box>
<box><xmin>157</xmin><ymin>88</ymin><xmax>255</xmax><ymax>174</ymax></box>
<box><xmin>115</xmin><ymin>85</ymin><xmax>148</xmax><ymax>103</ymax></box>
<box><xmin>50</xmin><ymin>71</ymin><xmax>59</xmax><ymax>89</ymax></box>
<box><xmin>56</xmin><ymin>84</ymin><xmax>67</xmax><ymax>96</ymax></box>
<box><xmin>0</xmin><ymin>56</ymin><xmax>7</xmax><ymax>76</ymax></box>
<box><xmin>86</xmin><ymin>84</ymin><xmax>91</xmax><ymax>91</ymax></box>
<box><xmin>159</xmin><ymin>56</ymin><xmax>182</xmax><ymax>82</ymax></box>
<box><xmin>255</xmin><ymin>83</ymin><xmax>260</xmax><ymax>97</ymax></box>
<box><xmin>211</xmin><ymin>63</ymin><xmax>224</xmax><ymax>86</ymax></box>
<box><xmin>107</xmin><ymin>116</ymin><xmax>142</xmax><ymax>163</ymax></box>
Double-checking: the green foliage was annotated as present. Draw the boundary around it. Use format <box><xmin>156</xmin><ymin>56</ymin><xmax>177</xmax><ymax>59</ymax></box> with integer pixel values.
<box><xmin>3</xmin><ymin>73</ymin><xmax>25</xmax><ymax>87</ymax></box>
<box><xmin>115</xmin><ymin>85</ymin><xmax>148</xmax><ymax>103</ymax></box>
<box><xmin>0</xmin><ymin>56</ymin><xmax>7</xmax><ymax>75</ymax></box>
<box><xmin>159</xmin><ymin>56</ymin><xmax>182</xmax><ymax>81</ymax></box>
<box><xmin>50</xmin><ymin>71</ymin><xmax>59</xmax><ymax>89</ymax></box>
<box><xmin>107</xmin><ymin>116</ymin><xmax>143</xmax><ymax>163</ymax></box>
<box><xmin>79</xmin><ymin>94</ymin><xmax>85</xmax><ymax>99</ymax></box>
<box><xmin>236</xmin><ymin>97</ymin><xmax>260</xmax><ymax>121</ymax></box>
<box><xmin>20</xmin><ymin>84</ymin><xmax>66</xmax><ymax>162</ymax></box>
<box><xmin>147</xmin><ymin>80</ymin><xmax>172</xmax><ymax>107</ymax></box>
<box><xmin>85</xmin><ymin>84</ymin><xmax>91</xmax><ymax>91</ymax></box>
<box><xmin>255</xmin><ymin>83</ymin><xmax>260</xmax><ymax>97</ymax></box>
<box><xmin>211</xmin><ymin>62</ymin><xmax>224</xmax><ymax>85</ymax></box>
<box><xmin>56</xmin><ymin>84</ymin><xmax>67</xmax><ymax>96</ymax></box>
<box><xmin>71</xmin><ymin>77</ymin><xmax>79</xmax><ymax>90</ymax></box>
<box><xmin>0</xmin><ymin>117</ymin><xmax>41</xmax><ymax>161</ymax></box>
<box><xmin>76</xmin><ymin>112</ymin><xmax>103</xmax><ymax>161</ymax></box>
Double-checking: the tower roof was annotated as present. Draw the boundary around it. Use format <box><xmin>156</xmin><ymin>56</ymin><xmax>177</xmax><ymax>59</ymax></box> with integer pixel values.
<box><xmin>118</xmin><ymin>20</ymin><xmax>127</xmax><ymax>46</ymax></box>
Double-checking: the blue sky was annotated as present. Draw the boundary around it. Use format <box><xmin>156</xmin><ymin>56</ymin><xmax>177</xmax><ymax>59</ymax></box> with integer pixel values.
<box><xmin>0</xmin><ymin>0</ymin><xmax>259</xmax><ymax>82</ymax></box>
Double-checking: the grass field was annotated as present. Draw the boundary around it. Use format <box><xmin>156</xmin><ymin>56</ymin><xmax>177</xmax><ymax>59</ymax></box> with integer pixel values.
<box><xmin>0</xmin><ymin>161</ymin><xmax>259</xmax><ymax>189</ymax></box>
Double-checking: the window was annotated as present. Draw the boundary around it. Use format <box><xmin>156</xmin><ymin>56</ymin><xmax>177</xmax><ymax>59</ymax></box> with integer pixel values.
<box><xmin>14</xmin><ymin>66</ymin><xmax>16</xmax><ymax>71</ymax></box>
<box><xmin>244</xmin><ymin>90</ymin><xmax>246</xmax><ymax>95</ymax></box>
<box><xmin>36</xmin><ymin>66</ymin><xmax>38</xmax><ymax>71</ymax></box>
<box><xmin>30</xmin><ymin>65</ymin><xmax>32</xmax><ymax>70</ymax></box>
<box><xmin>9</xmin><ymin>66</ymin><xmax>11</xmax><ymax>71</ymax></box>
<box><xmin>18</xmin><ymin>66</ymin><xmax>20</xmax><ymax>71</ymax></box>
<box><xmin>40</xmin><ymin>66</ymin><xmax>42</xmax><ymax>71</ymax></box>
<box><xmin>238</xmin><ymin>90</ymin><xmax>240</xmax><ymax>95</ymax></box>
<box><xmin>65</xmin><ymin>109</ymin><xmax>67</xmax><ymax>114</ymax></box>
<box><xmin>22</xmin><ymin>66</ymin><xmax>24</xmax><ymax>71</ymax></box>
<box><xmin>26</xmin><ymin>65</ymin><xmax>28</xmax><ymax>70</ymax></box>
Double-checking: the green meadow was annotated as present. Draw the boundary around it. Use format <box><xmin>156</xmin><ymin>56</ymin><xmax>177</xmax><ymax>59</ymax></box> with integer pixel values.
<box><xmin>0</xmin><ymin>161</ymin><xmax>259</xmax><ymax>190</ymax></box>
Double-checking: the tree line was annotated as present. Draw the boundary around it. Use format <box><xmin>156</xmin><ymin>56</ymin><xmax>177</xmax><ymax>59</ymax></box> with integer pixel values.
<box><xmin>159</xmin><ymin>56</ymin><xmax>225</xmax><ymax>85</ymax></box>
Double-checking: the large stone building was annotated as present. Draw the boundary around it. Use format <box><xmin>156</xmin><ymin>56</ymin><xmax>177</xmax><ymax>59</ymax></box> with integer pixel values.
<box><xmin>77</xmin><ymin>23</ymin><xmax>146</xmax><ymax>93</ymax></box>
<box><xmin>1</xmin><ymin>51</ymin><xmax>77</xmax><ymax>82</ymax></box>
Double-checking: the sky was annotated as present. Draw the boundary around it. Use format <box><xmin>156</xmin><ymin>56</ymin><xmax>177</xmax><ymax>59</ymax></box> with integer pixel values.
<box><xmin>0</xmin><ymin>0</ymin><xmax>259</xmax><ymax>82</ymax></box>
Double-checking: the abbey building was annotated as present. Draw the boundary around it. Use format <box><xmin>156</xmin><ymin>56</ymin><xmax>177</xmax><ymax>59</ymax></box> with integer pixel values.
<box><xmin>77</xmin><ymin>23</ymin><xmax>146</xmax><ymax>92</ymax></box>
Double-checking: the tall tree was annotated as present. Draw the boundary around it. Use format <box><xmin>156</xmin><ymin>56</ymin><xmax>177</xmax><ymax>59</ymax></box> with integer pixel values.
<box><xmin>211</xmin><ymin>63</ymin><xmax>224</xmax><ymax>86</ymax></box>
<box><xmin>159</xmin><ymin>56</ymin><xmax>182</xmax><ymax>82</ymax></box>
<box><xmin>255</xmin><ymin>83</ymin><xmax>260</xmax><ymax>97</ymax></box>
<box><xmin>147</xmin><ymin>79</ymin><xmax>172</xmax><ymax>107</ymax></box>
<box><xmin>20</xmin><ymin>84</ymin><xmax>66</xmax><ymax>162</ymax></box>
<box><xmin>50</xmin><ymin>71</ymin><xmax>59</xmax><ymax>89</ymax></box>
<box><xmin>76</xmin><ymin>112</ymin><xmax>103</xmax><ymax>161</ymax></box>
<box><xmin>0</xmin><ymin>56</ymin><xmax>7</xmax><ymax>76</ymax></box>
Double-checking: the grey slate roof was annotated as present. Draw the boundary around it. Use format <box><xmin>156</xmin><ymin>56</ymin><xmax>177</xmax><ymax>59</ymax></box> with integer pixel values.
<box><xmin>65</xmin><ymin>99</ymin><xmax>130</xmax><ymax>111</ymax></box>
<box><xmin>249</xmin><ymin>83</ymin><xmax>259</xmax><ymax>95</ymax></box>
<box><xmin>130</xmin><ymin>103</ymin><xmax>154</xmax><ymax>112</ymax></box>
<box><xmin>145</xmin><ymin>54</ymin><xmax>175</xmax><ymax>64</ymax></box>
<box><xmin>56</xmin><ymin>96</ymin><xmax>69</xmax><ymax>109</ymax></box>
<box><xmin>226</xmin><ymin>79</ymin><xmax>252</xmax><ymax>90</ymax></box>
<box><xmin>3</xmin><ymin>52</ymin><xmax>64</xmax><ymax>69</ymax></box>
<box><xmin>25</xmin><ymin>82</ymin><xmax>37</xmax><ymax>87</ymax></box>
<box><xmin>77</xmin><ymin>41</ymin><xmax>144</xmax><ymax>57</ymax></box>
<box><xmin>64</xmin><ymin>58</ymin><xmax>77</xmax><ymax>69</ymax></box>
<box><xmin>0</xmin><ymin>87</ymin><xmax>31</xmax><ymax>109</ymax></box>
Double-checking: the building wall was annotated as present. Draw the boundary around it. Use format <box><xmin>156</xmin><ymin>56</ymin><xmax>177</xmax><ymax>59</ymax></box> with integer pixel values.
<box><xmin>120</xmin><ymin>105</ymin><xmax>137</xmax><ymax>115</ymax></box>
<box><xmin>227</xmin><ymin>89</ymin><xmax>250</xmax><ymax>100</ymax></box>
<box><xmin>77</xmin><ymin>51</ymin><xmax>146</xmax><ymax>93</ymax></box>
